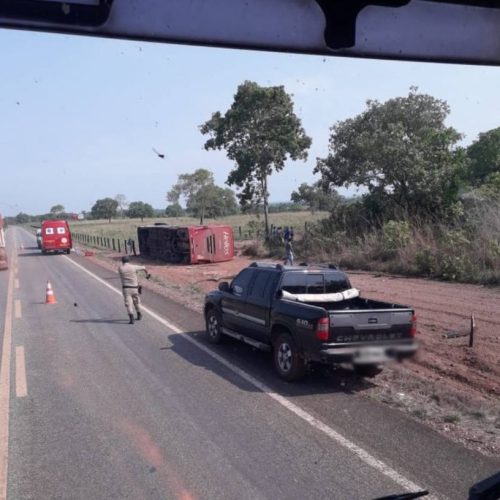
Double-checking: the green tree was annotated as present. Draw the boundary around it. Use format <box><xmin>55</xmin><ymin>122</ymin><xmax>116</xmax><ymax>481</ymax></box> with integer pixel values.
<box><xmin>127</xmin><ymin>201</ymin><xmax>154</xmax><ymax>221</ymax></box>
<box><xmin>201</xmin><ymin>81</ymin><xmax>311</xmax><ymax>237</ymax></box>
<box><xmin>50</xmin><ymin>204</ymin><xmax>65</xmax><ymax>215</ymax></box>
<box><xmin>114</xmin><ymin>194</ymin><xmax>129</xmax><ymax>217</ymax></box>
<box><xmin>187</xmin><ymin>185</ymin><xmax>238</xmax><ymax>219</ymax></box>
<box><xmin>167</xmin><ymin>169</ymin><xmax>237</xmax><ymax>224</ymax></box>
<box><xmin>90</xmin><ymin>198</ymin><xmax>118</xmax><ymax>222</ymax></box>
<box><xmin>466</xmin><ymin>127</ymin><xmax>500</xmax><ymax>186</ymax></box>
<box><xmin>315</xmin><ymin>88</ymin><xmax>466</xmax><ymax>220</ymax></box>
<box><xmin>15</xmin><ymin>212</ymin><xmax>30</xmax><ymax>224</ymax></box>
<box><xmin>165</xmin><ymin>203</ymin><xmax>184</xmax><ymax>218</ymax></box>
<box><xmin>291</xmin><ymin>181</ymin><xmax>342</xmax><ymax>213</ymax></box>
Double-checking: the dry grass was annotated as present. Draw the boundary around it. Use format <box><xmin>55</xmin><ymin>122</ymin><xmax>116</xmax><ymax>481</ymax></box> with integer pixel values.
<box><xmin>68</xmin><ymin>212</ymin><xmax>329</xmax><ymax>243</ymax></box>
<box><xmin>294</xmin><ymin>201</ymin><xmax>500</xmax><ymax>285</ymax></box>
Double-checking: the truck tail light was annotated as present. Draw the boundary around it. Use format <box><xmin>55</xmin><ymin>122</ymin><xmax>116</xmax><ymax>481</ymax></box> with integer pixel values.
<box><xmin>410</xmin><ymin>313</ymin><xmax>417</xmax><ymax>337</ymax></box>
<box><xmin>315</xmin><ymin>317</ymin><xmax>329</xmax><ymax>341</ymax></box>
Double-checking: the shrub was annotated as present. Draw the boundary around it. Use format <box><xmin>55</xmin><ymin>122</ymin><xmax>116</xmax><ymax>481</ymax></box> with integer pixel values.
<box><xmin>241</xmin><ymin>241</ymin><xmax>267</xmax><ymax>258</ymax></box>
<box><xmin>415</xmin><ymin>247</ymin><xmax>436</xmax><ymax>276</ymax></box>
<box><xmin>382</xmin><ymin>220</ymin><xmax>411</xmax><ymax>250</ymax></box>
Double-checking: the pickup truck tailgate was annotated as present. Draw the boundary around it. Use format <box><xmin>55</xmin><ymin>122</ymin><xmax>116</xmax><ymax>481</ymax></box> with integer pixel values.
<box><xmin>329</xmin><ymin>309</ymin><xmax>413</xmax><ymax>343</ymax></box>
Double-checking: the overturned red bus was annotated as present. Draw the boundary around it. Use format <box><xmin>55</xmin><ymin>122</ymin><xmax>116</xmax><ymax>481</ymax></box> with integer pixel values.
<box><xmin>137</xmin><ymin>224</ymin><xmax>234</xmax><ymax>264</ymax></box>
<box><xmin>41</xmin><ymin>220</ymin><xmax>72</xmax><ymax>254</ymax></box>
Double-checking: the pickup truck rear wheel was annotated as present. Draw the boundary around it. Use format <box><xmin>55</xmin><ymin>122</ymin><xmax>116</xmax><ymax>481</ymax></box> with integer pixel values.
<box><xmin>354</xmin><ymin>364</ymin><xmax>383</xmax><ymax>378</ymax></box>
<box><xmin>273</xmin><ymin>333</ymin><xmax>306</xmax><ymax>382</ymax></box>
<box><xmin>206</xmin><ymin>309</ymin><xmax>224</xmax><ymax>344</ymax></box>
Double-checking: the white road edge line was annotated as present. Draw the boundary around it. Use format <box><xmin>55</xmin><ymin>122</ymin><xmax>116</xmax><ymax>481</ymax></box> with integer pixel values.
<box><xmin>62</xmin><ymin>253</ymin><xmax>428</xmax><ymax>495</ymax></box>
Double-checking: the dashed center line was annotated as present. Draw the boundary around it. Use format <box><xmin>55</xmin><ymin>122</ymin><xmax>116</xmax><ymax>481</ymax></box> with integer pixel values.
<box><xmin>15</xmin><ymin>347</ymin><xmax>27</xmax><ymax>398</ymax></box>
<box><xmin>14</xmin><ymin>300</ymin><xmax>22</xmax><ymax>319</ymax></box>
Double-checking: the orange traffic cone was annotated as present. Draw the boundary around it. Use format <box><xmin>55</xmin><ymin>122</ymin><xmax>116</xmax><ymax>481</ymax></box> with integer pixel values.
<box><xmin>45</xmin><ymin>281</ymin><xmax>57</xmax><ymax>304</ymax></box>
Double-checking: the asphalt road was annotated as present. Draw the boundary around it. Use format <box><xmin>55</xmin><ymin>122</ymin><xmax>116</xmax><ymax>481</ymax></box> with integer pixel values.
<box><xmin>0</xmin><ymin>227</ymin><xmax>498</xmax><ymax>500</ymax></box>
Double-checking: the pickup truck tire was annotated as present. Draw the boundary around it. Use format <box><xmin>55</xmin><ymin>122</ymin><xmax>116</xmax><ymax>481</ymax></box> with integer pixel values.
<box><xmin>273</xmin><ymin>333</ymin><xmax>306</xmax><ymax>382</ymax></box>
<box><xmin>354</xmin><ymin>364</ymin><xmax>383</xmax><ymax>378</ymax></box>
<box><xmin>206</xmin><ymin>309</ymin><xmax>224</xmax><ymax>344</ymax></box>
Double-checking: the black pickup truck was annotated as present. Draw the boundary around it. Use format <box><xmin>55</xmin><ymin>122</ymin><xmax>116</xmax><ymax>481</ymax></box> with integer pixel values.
<box><xmin>204</xmin><ymin>263</ymin><xmax>417</xmax><ymax>381</ymax></box>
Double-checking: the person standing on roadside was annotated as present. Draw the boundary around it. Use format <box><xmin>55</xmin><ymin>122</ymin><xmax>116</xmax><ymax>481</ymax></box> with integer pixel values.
<box><xmin>283</xmin><ymin>238</ymin><xmax>294</xmax><ymax>266</ymax></box>
<box><xmin>118</xmin><ymin>256</ymin><xmax>151</xmax><ymax>324</ymax></box>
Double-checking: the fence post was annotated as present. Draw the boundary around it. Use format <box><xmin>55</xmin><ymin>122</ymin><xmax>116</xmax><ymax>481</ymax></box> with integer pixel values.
<box><xmin>239</xmin><ymin>226</ymin><xmax>242</xmax><ymax>238</ymax></box>
<box><xmin>469</xmin><ymin>314</ymin><xmax>475</xmax><ymax>348</ymax></box>
<box><xmin>124</xmin><ymin>240</ymin><xmax>128</xmax><ymax>254</ymax></box>
<box><xmin>132</xmin><ymin>240</ymin><xmax>137</xmax><ymax>256</ymax></box>
<box><xmin>304</xmin><ymin>221</ymin><xmax>307</xmax><ymax>233</ymax></box>
<box><xmin>112</xmin><ymin>238</ymin><xmax>116</xmax><ymax>251</ymax></box>
<box><xmin>117</xmin><ymin>239</ymin><xmax>121</xmax><ymax>253</ymax></box>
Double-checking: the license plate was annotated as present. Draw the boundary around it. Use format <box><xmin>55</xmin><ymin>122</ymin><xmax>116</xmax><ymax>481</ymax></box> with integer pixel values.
<box><xmin>355</xmin><ymin>347</ymin><xmax>389</xmax><ymax>364</ymax></box>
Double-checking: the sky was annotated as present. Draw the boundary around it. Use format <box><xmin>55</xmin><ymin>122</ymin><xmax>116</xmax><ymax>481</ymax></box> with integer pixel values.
<box><xmin>0</xmin><ymin>29</ymin><xmax>499</xmax><ymax>216</ymax></box>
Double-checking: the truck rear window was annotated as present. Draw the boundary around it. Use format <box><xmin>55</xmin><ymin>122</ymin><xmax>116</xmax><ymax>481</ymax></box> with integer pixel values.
<box><xmin>281</xmin><ymin>272</ymin><xmax>351</xmax><ymax>294</ymax></box>
<box><xmin>325</xmin><ymin>275</ymin><xmax>351</xmax><ymax>293</ymax></box>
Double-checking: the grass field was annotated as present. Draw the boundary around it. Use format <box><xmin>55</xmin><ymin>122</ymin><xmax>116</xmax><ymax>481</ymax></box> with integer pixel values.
<box><xmin>68</xmin><ymin>212</ymin><xmax>329</xmax><ymax>244</ymax></box>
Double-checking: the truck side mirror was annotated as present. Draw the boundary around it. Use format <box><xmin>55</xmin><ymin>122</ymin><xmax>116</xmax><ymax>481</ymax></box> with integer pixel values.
<box><xmin>275</xmin><ymin>289</ymin><xmax>283</xmax><ymax>300</ymax></box>
<box><xmin>218</xmin><ymin>281</ymin><xmax>230</xmax><ymax>293</ymax></box>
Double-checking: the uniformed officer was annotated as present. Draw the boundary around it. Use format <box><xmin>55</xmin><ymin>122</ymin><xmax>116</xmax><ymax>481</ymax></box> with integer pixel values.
<box><xmin>118</xmin><ymin>256</ymin><xmax>151</xmax><ymax>324</ymax></box>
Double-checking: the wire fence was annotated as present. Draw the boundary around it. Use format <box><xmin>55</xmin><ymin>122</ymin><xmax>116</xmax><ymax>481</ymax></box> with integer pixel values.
<box><xmin>72</xmin><ymin>232</ymin><xmax>137</xmax><ymax>255</ymax></box>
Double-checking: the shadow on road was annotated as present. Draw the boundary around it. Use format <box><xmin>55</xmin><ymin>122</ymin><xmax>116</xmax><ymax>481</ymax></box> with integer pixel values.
<box><xmin>163</xmin><ymin>330</ymin><xmax>376</xmax><ymax>397</ymax></box>
<box><xmin>18</xmin><ymin>252</ymin><xmax>44</xmax><ymax>257</ymax></box>
<box><xmin>70</xmin><ymin>318</ymin><xmax>131</xmax><ymax>325</ymax></box>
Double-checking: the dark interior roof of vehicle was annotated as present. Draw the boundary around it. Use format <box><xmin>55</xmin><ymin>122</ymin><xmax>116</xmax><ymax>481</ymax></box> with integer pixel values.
<box><xmin>1</xmin><ymin>0</ymin><xmax>499</xmax><ymax>65</ymax></box>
